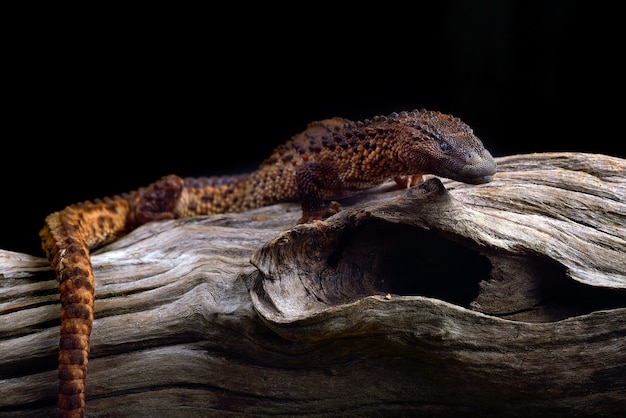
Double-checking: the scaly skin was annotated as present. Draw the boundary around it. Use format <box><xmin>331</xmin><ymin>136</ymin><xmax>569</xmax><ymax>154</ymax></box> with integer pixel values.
<box><xmin>40</xmin><ymin>109</ymin><xmax>496</xmax><ymax>417</ymax></box>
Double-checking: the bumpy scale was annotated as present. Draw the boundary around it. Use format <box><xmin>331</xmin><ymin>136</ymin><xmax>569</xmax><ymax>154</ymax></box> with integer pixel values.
<box><xmin>40</xmin><ymin>109</ymin><xmax>497</xmax><ymax>417</ymax></box>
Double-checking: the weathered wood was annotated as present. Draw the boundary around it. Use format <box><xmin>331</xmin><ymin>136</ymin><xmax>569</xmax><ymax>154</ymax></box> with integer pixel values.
<box><xmin>1</xmin><ymin>152</ymin><xmax>625</xmax><ymax>417</ymax></box>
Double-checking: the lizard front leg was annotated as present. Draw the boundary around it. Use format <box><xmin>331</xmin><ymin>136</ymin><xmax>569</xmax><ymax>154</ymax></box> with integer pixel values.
<box><xmin>295</xmin><ymin>163</ymin><xmax>342</xmax><ymax>224</ymax></box>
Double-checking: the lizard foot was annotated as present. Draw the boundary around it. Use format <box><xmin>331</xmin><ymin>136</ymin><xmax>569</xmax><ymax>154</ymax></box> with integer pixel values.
<box><xmin>136</xmin><ymin>174</ymin><xmax>185</xmax><ymax>224</ymax></box>
<box><xmin>394</xmin><ymin>175</ymin><xmax>424</xmax><ymax>189</ymax></box>
<box><xmin>297</xmin><ymin>201</ymin><xmax>342</xmax><ymax>224</ymax></box>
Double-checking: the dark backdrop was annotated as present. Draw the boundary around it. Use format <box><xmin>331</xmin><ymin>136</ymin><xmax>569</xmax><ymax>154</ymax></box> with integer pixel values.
<box><xmin>2</xmin><ymin>2</ymin><xmax>622</xmax><ymax>255</ymax></box>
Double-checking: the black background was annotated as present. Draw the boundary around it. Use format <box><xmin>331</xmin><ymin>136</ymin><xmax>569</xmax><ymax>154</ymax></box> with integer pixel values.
<box><xmin>2</xmin><ymin>2</ymin><xmax>623</xmax><ymax>256</ymax></box>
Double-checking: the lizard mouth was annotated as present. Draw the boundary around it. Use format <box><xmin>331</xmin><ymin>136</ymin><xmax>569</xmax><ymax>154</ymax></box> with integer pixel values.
<box><xmin>463</xmin><ymin>173</ymin><xmax>495</xmax><ymax>184</ymax></box>
<box><xmin>432</xmin><ymin>148</ymin><xmax>498</xmax><ymax>185</ymax></box>
<box><xmin>441</xmin><ymin>162</ymin><xmax>497</xmax><ymax>185</ymax></box>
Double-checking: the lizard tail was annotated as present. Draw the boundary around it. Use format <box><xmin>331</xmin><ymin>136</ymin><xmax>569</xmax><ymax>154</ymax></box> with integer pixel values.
<box><xmin>40</xmin><ymin>196</ymin><xmax>137</xmax><ymax>418</ymax></box>
<box><xmin>38</xmin><ymin>173</ymin><xmax>277</xmax><ymax>417</ymax></box>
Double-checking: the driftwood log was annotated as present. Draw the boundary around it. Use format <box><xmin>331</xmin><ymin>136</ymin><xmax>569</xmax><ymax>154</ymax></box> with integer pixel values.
<box><xmin>1</xmin><ymin>152</ymin><xmax>625</xmax><ymax>417</ymax></box>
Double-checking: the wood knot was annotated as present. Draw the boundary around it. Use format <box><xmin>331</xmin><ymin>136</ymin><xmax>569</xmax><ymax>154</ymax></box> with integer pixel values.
<box><xmin>405</xmin><ymin>177</ymin><xmax>448</xmax><ymax>199</ymax></box>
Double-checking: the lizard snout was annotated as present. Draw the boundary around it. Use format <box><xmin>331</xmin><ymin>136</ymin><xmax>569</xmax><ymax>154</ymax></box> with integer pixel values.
<box><xmin>461</xmin><ymin>149</ymin><xmax>497</xmax><ymax>184</ymax></box>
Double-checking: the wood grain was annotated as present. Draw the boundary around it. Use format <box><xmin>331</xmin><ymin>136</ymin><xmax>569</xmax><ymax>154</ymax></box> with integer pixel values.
<box><xmin>1</xmin><ymin>152</ymin><xmax>625</xmax><ymax>417</ymax></box>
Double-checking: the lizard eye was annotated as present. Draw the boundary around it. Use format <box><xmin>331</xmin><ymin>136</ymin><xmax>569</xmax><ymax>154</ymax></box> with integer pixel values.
<box><xmin>439</xmin><ymin>141</ymin><xmax>451</xmax><ymax>152</ymax></box>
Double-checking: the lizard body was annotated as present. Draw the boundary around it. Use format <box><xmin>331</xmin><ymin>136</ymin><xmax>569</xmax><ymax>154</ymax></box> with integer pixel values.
<box><xmin>40</xmin><ymin>109</ymin><xmax>497</xmax><ymax>417</ymax></box>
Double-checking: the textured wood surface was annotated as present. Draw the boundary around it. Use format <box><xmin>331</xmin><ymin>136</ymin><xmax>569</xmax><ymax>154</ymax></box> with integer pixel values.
<box><xmin>1</xmin><ymin>152</ymin><xmax>625</xmax><ymax>417</ymax></box>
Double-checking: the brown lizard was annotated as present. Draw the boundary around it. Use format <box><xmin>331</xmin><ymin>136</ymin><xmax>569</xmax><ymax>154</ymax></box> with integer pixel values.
<box><xmin>39</xmin><ymin>109</ymin><xmax>497</xmax><ymax>417</ymax></box>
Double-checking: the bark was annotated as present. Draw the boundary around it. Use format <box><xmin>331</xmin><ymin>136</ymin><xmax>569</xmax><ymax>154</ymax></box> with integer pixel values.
<box><xmin>1</xmin><ymin>152</ymin><xmax>625</xmax><ymax>417</ymax></box>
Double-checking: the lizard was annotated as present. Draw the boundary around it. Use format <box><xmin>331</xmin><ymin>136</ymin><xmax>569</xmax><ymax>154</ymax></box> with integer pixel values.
<box><xmin>39</xmin><ymin>109</ymin><xmax>497</xmax><ymax>417</ymax></box>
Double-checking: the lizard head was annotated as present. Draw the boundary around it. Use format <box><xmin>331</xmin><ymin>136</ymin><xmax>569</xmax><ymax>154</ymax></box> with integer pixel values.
<box><xmin>395</xmin><ymin>109</ymin><xmax>497</xmax><ymax>184</ymax></box>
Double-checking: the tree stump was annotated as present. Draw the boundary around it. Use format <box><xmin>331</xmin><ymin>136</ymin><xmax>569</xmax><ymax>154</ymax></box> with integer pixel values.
<box><xmin>1</xmin><ymin>152</ymin><xmax>625</xmax><ymax>417</ymax></box>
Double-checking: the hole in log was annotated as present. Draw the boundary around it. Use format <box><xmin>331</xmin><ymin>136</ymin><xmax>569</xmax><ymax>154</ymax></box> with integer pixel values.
<box><xmin>472</xmin><ymin>251</ymin><xmax>626</xmax><ymax>322</ymax></box>
<box><xmin>327</xmin><ymin>220</ymin><xmax>492</xmax><ymax>307</ymax></box>
<box><xmin>252</xmin><ymin>213</ymin><xmax>626</xmax><ymax>324</ymax></box>
<box><xmin>540</xmin><ymin>275</ymin><xmax>626</xmax><ymax>320</ymax></box>
<box><xmin>324</xmin><ymin>219</ymin><xmax>626</xmax><ymax>322</ymax></box>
